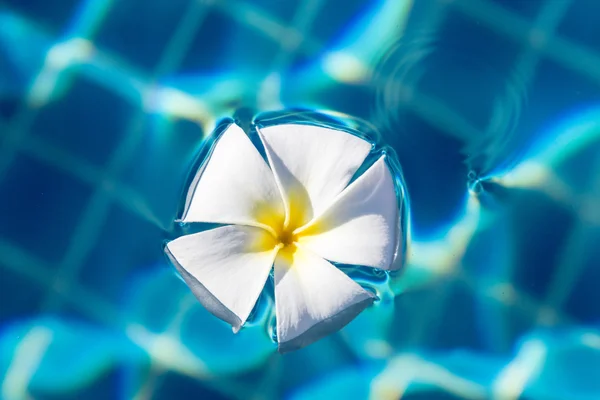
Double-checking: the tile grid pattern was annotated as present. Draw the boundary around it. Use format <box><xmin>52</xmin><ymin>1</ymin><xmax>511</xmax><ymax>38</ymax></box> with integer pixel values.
<box><xmin>0</xmin><ymin>0</ymin><xmax>598</xmax><ymax>398</ymax></box>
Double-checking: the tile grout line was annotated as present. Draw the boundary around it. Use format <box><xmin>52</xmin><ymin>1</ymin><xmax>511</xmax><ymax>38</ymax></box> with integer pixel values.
<box><xmin>128</xmin><ymin>0</ymin><xmax>327</xmax><ymax>397</ymax></box>
<box><xmin>452</xmin><ymin>0</ymin><xmax>600</xmax><ymax>86</ymax></box>
<box><xmin>40</xmin><ymin>0</ymin><xmax>215</xmax><ymax>314</ymax></box>
<box><xmin>0</xmin><ymin>0</ymin><xmax>117</xmax><ymax>181</ymax></box>
<box><xmin>35</xmin><ymin>1</ymin><xmax>216</xmax><ymax>398</ymax></box>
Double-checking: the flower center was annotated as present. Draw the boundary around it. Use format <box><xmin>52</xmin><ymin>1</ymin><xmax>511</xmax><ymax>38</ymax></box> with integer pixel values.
<box><xmin>253</xmin><ymin>188</ymin><xmax>311</xmax><ymax>251</ymax></box>
<box><xmin>277</xmin><ymin>228</ymin><xmax>297</xmax><ymax>247</ymax></box>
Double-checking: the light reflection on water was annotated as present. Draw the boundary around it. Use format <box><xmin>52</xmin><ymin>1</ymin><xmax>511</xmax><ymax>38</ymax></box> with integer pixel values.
<box><xmin>0</xmin><ymin>0</ymin><xmax>599</xmax><ymax>399</ymax></box>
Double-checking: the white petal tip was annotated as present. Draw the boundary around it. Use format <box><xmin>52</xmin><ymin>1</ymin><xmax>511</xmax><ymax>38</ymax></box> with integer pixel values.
<box><xmin>164</xmin><ymin>236</ymin><xmax>245</xmax><ymax>330</ymax></box>
<box><xmin>276</xmin><ymin>295</ymin><xmax>374</xmax><ymax>353</ymax></box>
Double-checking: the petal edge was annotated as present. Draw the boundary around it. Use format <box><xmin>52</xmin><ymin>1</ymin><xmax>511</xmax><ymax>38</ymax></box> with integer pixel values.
<box><xmin>258</xmin><ymin>124</ymin><xmax>372</xmax><ymax>229</ymax></box>
<box><xmin>297</xmin><ymin>155</ymin><xmax>399</xmax><ymax>269</ymax></box>
<box><xmin>166</xmin><ymin>225</ymin><xmax>278</xmax><ymax>331</ymax></box>
<box><xmin>182</xmin><ymin>123</ymin><xmax>285</xmax><ymax>230</ymax></box>
<box><xmin>274</xmin><ymin>246</ymin><xmax>374</xmax><ymax>352</ymax></box>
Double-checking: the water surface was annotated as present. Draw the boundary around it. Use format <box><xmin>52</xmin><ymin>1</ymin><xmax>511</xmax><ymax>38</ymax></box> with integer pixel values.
<box><xmin>0</xmin><ymin>0</ymin><xmax>599</xmax><ymax>399</ymax></box>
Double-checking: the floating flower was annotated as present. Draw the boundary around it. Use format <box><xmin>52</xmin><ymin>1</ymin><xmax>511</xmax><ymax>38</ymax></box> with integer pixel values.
<box><xmin>166</xmin><ymin>121</ymin><xmax>402</xmax><ymax>352</ymax></box>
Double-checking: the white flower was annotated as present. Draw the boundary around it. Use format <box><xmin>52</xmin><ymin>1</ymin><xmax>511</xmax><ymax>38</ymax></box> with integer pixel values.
<box><xmin>165</xmin><ymin>122</ymin><xmax>401</xmax><ymax>352</ymax></box>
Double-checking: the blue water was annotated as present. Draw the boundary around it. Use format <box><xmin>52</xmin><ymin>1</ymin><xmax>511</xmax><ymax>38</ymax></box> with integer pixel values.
<box><xmin>0</xmin><ymin>0</ymin><xmax>599</xmax><ymax>399</ymax></box>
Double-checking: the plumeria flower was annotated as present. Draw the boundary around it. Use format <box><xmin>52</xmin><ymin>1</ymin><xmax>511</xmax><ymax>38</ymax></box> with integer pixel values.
<box><xmin>165</xmin><ymin>121</ymin><xmax>402</xmax><ymax>352</ymax></box>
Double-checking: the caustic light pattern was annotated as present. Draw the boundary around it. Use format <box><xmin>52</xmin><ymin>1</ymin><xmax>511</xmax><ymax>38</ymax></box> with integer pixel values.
<box><xmin>165</xmin><ymin>122</ymin><xmax>403</xmax><ymax>352</ymax></box>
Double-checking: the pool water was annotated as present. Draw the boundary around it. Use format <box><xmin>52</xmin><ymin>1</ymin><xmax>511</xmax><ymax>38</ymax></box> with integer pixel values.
<box><xmin>0</xmin><ymin>0</ymin><xmax>599</xmax><ymax>399</ymax></box>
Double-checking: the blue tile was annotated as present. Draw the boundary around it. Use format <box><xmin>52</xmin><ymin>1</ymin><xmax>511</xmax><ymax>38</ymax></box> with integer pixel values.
<box><xmin>94</xmin><ymin>0</ymin><xmax>191</xmax><ymax>70</ymax></box>
<box><xmin>0</xmin><ymin>262</ymin><xmax>44</xmax><ymax>322</ymax></box>
<box><xmin>429</xmin><ymin>281</ymin><xmax>487</xmax><ymax>351</ymax></box>
<box><xmin>310</xmin><ymin>0</ymin><xmax>371</xmax><ymax>45</ymax></box>
<box><xmin>117</xmin><ymin>116</ymin><xmax>204</xmax><ymax>229</ymax></box>
<box><xmin>2</xmin><ymin>0</ymin><xmax>80</xmax><ymax>34</ymax></box>
<box><xmin>78</xmin><ymin>203</ymin><xmax>165</xmax><ymax>304</ymax></box>
<box><xmin>252</xmin><ymin>0</ymin><xmax>300</xmax><ymax>26</ymax></box>
<box><xmin>489</xmin><ymin>0</ymin><xmax>544</xmax><ymax>19</ymax></box>
<box><xmin>287</xmin><ymin>83</ymin><xmax>373</xmax><ymax>122</ymax></box>
<box><xmin>441</xmin><ymin>6</ymin><xmax>522</xmax><ymax>69</ymax></box>
<box><xmin>382</xmin><ymin>116</ymin><xmax>469</xmax><ymax>237</ymax></box>
<box><xmin>31</xmin><ymin>72</ymin><xmax>135</xmax><ymax>167</ymax></box>
<box><xmin>395</xmin><ymin>279</ymin><xmax>487</xmax><ymax>352</ymax></box>
<box><xmin>0</xmin><ymin>94</ymin><xmax>20</xmax><ymax>121</ymax></box>
<box><xmin>172</xmin><ymin>8</ymin><xmax>231</xmax><ymax>73</ymax></box>
<box><xmin>507</xmin><ymin>191</ymin><xmax>575</xmax><ymax>301</ymax></box>
<box><xmin>0</xmin><ymin>48</ymin><xmax>24</xmax><ymax>120</ymax></box>
<box><xmin>420</xmin><ymin>7</ymin><xmax>522</xmax><ymax>131</ymax></box>
<box><xmin>513</xmin><ymin>58</ymin><xmax>600</xmax><ymax>154</ymax></box>
<box><xmin>0</xmin><ymin>154</ymin><xmax>92</xmax><ymax>264</ymax></box>
<box><xmin>153</xmin><ymin>372</ymin><xmax>231</xmax><ymax>400</ymax></box>
<box><xmin>564</xmin><ymin>227</ymin><xmax>600</xmax><ymax>324</ymax></box>
<box><xmin>552</xmin><ymin>139</ymin><xmax>600</xmax><ymax>195</ymax></box>
<box><xmin>478</xmin><ymin>290</ymin><xmax>537</xmax><ymax>353</ymax></box>
<box><xmin>30</xmin><ymin>366</ymin><xmax>123</xmax><ymax>400</ymax></box>
<box><xmin>557</xmin><ymin>1</ymin><xmax>600</xmax><ymax>53</ymax></box>
<box><xmin>390</xmin><ymin>281</ymin><xmax>446</xmax><ymax>348</ymax></box>
<box><xmin>176</xmin><ymin>7</ymin><xmax>281</xmax><ymax>75</ymax></box>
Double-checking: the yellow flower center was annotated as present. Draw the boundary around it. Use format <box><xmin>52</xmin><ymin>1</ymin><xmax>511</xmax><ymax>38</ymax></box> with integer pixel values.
<box><xmin>253</xmin><ymin>188</ymin><xmax>314</xmax><ymax>254</ymax></box>
<box><xmin>277</xmin><ymin>228</ymin><xmax>297</xmax><ymax>247</ymax></box>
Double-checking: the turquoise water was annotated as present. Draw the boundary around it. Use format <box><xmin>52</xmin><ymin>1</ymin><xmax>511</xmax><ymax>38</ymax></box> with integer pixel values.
<box><xmin>0</xmin><ymin>0</ymin><xmax>599</xmax><ymax>399</ymax></box>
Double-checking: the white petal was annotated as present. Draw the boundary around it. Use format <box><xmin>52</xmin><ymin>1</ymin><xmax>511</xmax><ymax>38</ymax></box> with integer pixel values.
<box><xmin>297</xmin><ymin>156</ymin><xmax>399</xmax><ymax>269</ymax></box>
<box><xmin>182</xmin><ymin>123</ymin><xmax>285</xmax><ymax>229</ymax></box>
<box><xmin>165</xmin><ymin>225</ymin><xmax>278</xmax><ymax>332</ymax></box>
<box><xmin>258</xmin><ymin>124</ymin><xmax>371</xmax><ymax>229</ymax></box>
<box><xmin>274</xmin><ymin>246</ymin><xmax>374</xmax><ymax>352</ymax></box>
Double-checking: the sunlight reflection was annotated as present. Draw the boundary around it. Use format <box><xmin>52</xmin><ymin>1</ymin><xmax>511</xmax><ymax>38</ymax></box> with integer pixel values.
<box><xmin>492</xmin><ymin>339</ymin><xmax>547</xmax><ymax>400</ymax></box>
<box><xmin>126</xmin><ymin>323</ymin><xmax>208</xmax><ymax>378</ymax></box>
<box><xmin>370</xmin><ymin>354</ymin><xmax>486</xmax><ymax>400</ymax></box>
<box><xmin>322</xmin><ymin>0</ymin><xmax>413</xmax><ymax>84</ymax></box>
<box><xmin>0</xmin><ymin>0</ymin><xmax>599</xmax><ymax>398</ymax></box>
<box><xmin>395</xmin><ymin>192</ymin><xmax>482</xmax><ymax>293</ymax></box>
<box><xmin>1</xmin><ymin>326</ymin><xmax>53</xmax><ymax>400</ymax></box>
